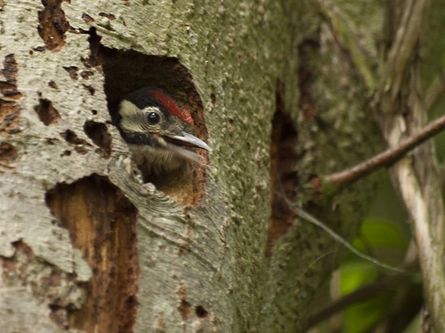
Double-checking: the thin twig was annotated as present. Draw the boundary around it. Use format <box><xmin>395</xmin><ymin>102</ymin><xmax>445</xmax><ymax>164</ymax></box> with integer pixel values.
<box><xmin>275</xmin><ymin>183</ymin><xmax>404</xmax><ymax>273</ymax></box>
<box><xmin>378</xmin><ymin>0</ymin><xmax>428</xmax><ymax>109</ymax></box>
<box><xmin>292</xmin><ymin>208</ymin><xmax>404</xmax><ymax>273</ymax></box>
<box><xmin>318</xmin><ymin>0</ymin><xmax>376</xmax><ymax>90</ymax></box>
<box><xmin>323</xmin><ymin>114</ymin><xmax>445</xmax><ymax>188</ymax></box>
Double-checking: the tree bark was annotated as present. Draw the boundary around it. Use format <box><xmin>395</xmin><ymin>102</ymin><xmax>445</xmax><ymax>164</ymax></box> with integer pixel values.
<box><xmin>0</xmin><ymin>1</ymin><xmax>416</xmax><ymax>333</ymax></box>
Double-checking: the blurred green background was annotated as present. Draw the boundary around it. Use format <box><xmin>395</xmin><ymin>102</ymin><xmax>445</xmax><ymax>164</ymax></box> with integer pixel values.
<box><xmin>307</xmin><ymin>2</ymin><xmax>445</xmax><ymax>331</ymax></box>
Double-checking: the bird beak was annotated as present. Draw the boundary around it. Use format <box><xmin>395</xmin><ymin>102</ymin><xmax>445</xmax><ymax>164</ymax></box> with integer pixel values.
<box><xmin>166</xmin><ymin>132</ymin><xmax>211</xmax><ymax>152</ymax></box>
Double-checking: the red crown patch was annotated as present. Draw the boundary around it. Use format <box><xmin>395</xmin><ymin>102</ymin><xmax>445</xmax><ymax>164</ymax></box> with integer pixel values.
<box><xmin>149</xmin><ymin>90</ymin><xmax>194</xmax><ymax>126</ymax></box>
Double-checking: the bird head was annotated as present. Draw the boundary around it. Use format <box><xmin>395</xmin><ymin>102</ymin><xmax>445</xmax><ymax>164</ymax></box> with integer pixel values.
<box><xmin>118</xmin><ymin>87</ymin><xmax>209</xmax><ymax>164</ymax></box>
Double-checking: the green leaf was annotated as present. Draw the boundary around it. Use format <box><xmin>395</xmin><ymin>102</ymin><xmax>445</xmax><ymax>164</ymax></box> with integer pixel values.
<box><xmin>340</xmin><ymin>262</ymin><xmax>390</xmax><ymax>333</ymax></box>
<box><xmin>359</xmin><ymin>218</ymin><xmax>409</xmax><ymax>250</ymax></box>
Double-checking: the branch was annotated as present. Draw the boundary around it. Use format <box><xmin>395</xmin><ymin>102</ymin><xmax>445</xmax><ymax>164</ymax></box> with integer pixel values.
<box><xmin>378</xmin><ymin>0</ymin><xmax>428</xmax><ymax>109</ymax></box>
<box><xmin>318</xmin><ymin>0</ymin><xmax>376</xmax><ymax>90</ymax></box>
<box><xmin>323</xmin><ymin>114</ymin><xmax>445</xmax><ymax>188</ymax></box>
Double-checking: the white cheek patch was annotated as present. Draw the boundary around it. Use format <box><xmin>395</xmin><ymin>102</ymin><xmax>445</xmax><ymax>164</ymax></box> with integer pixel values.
<box><xmin>119</xmin><ymin>100</ymin><xmax>145</xmax><ymax>132</ymax></box>
<box><xmin>119</xmin><ymin>100</ymin><xmax>139</xmax><ymax>118</ymax></box>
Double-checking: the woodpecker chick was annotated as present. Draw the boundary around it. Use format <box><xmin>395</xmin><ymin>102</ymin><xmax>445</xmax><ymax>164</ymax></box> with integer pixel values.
<box><xmin>118</xmin><ymin>87</ymin><xmax>209</xmax><ymax>181</ymax></box>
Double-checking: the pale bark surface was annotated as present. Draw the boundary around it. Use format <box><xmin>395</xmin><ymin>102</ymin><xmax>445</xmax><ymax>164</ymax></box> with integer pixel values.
<box><xmin>0</xmin><ymin>1</ymin><xmax>428</xmax><ymax>333</ymax></box>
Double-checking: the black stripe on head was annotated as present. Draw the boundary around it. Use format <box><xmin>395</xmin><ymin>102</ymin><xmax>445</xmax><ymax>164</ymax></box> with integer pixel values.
<box><xmin>121</xmin><ymin>130</ymin><xmax>164</xmax><ymax>147</ymax></box>
<box><xmin>124</xmin><ymin>88</ymin><xmax>170</xmax><ymax>118</ymax></box>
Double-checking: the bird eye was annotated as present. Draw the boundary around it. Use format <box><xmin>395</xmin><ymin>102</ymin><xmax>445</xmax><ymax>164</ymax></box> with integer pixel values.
<box><xmin>147</xmin><ymin>111</ymin><xmax>161</xmax><ymax>125</ymax></box>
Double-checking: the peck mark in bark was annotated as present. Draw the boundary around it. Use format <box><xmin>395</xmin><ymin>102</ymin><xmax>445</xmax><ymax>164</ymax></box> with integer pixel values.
<box><xmin>0</xmin><ymin>240</ymin><xmax>84</xmax><ymax>330</ymax></box>
<box><xmin>83</xmin><ymin>121</ymin><xmax>112</xmax><ymax>158</ymax></box>
<box><xmin>177</xmin><ymin>283</ymin><xmax>210</xmax><ymax>323</ymax></box>
<box><xmin>37</xmin><ymin>0</ymin><xmax>70</xmax><ymax>51</ymax></box>
<box><xmin>34</xmin><ymin>98</ymin><xmax>61</xmax><ymax>125</ymax></box>
<box><xmin>63</xmin><ymin>66</ymin><xmax>79</xmax><ymax>80</ymax></box>
<box><xmin>80</xmin><ymin>70</ymin><xmax>94</xmax><ymax>80</ymax></box>
<box><xmin>60</xmin><ymin>129</ymin><xmax>91</xmax><ymax>155</ymax></box>
<box><xmin>0</xmin><ymin>55</ymin><xmax>21</xmax><ymax>101</ymax></box>
<box><xmin>81</xmin><ymin>13</ymin><xmax>94</xmax><ymax>24</ymax></box>
<box><xmin>82</xmin><ymin>84</ymin><xmax>95</xmax><ymax>95</ymax></box>
<box><xmin>195</xmin><ymin>305</ymin><xmax>208</xmax><ymax>318</ymax></box>
<box><xmin>0</xmin><ymin>54</ymin><xmax>21</xmax><ymax>169</ymax></box>
<box><xmin>0</xmin><ymin>142</ymin><xmax>17</xmax><ymax>163</ymax></box>
<box><xmin>1</xmin><ymin>54</ymin><xmax>22</xmax><ymax>134</ymax></box>
<box><xmin>45</xmin><ymin>175</ymin><xmax>139</xmax><ymax>333</ymax></box>
<box><xmin>98</xmin><ymin>12</ymin><xmax>116</xmax><ymax>20</ymax></box>
<box><xmin>48</xmin><ymin>80</ymin><xmax>58</xmax><ymax>89</ymax></box>
<box><xmin>178</xmin><ymin>283</ymin><xmax>192</xmax><ymax>321</ymax></box>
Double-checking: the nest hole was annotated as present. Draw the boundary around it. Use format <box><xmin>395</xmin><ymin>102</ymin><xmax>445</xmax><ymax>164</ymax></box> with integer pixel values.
<box><xmin>88</xmin><ymin>30</ymin><xmax>208</xmax><ymax>205</ymax></box>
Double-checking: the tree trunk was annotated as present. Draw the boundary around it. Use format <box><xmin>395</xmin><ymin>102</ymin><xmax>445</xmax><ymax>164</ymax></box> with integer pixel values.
<box><xmin>2</xmin><ymin>1</ymin><xmax>436</xmax><ymax>332</ymax></box>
